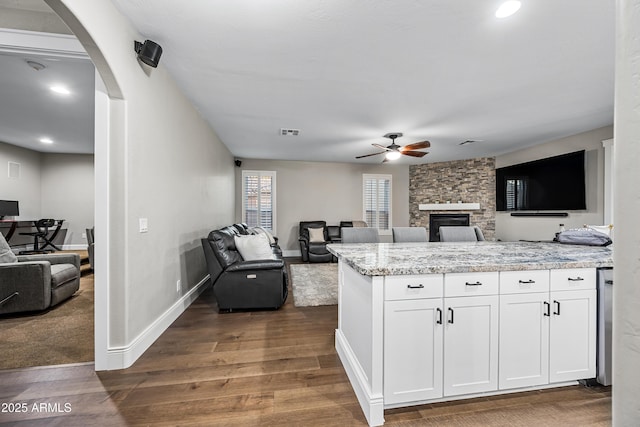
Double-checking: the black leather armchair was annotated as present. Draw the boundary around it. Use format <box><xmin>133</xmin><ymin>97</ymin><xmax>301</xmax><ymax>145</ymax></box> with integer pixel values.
<box><xmin>298</xmin><ymin>221</ymin><xmax>334</xmax><ymax>263</ymax></box>
<box><xmin>201</xmin><ymin>225</ymin><xmax>288</xmax><ymax>311</ymax></box>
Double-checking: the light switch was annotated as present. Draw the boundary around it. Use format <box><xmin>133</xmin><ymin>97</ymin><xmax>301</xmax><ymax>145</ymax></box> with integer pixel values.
<box><xmin>139</xmin><ymin>218</ymin><xmax>148</xmax><ymax>233</ymax></box>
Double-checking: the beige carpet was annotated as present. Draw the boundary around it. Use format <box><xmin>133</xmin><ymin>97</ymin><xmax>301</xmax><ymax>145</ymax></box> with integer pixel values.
<box><xmin>290</xmin><ymin>263</ymin><xmax>338</xmax><ymax>307</ymax></box>
<box><xmin>0</xmin><ymin>267</ymin><xmax>94</xmax><ymax>370</ymax></box>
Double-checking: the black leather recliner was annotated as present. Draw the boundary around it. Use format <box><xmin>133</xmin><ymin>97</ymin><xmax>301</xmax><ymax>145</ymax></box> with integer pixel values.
<box><xmin>201</xmin><ymin>225</ymin><xmax>288</xmax><ymax>311</ymax></box>
<box><xmin>298</xmin><ymin>220</ymin><xmax>334</xmax><ymax>263</ymax></box>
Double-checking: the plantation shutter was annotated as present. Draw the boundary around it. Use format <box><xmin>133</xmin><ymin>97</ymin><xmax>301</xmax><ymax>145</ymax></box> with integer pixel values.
<box><xmin>363</xmin><ymin>174</ymin><xmax>392</xmax><ymax>234</ymax></box>
<box><xmin>242</xmin><ymin>171</ymin><xmax>276</xmax><ymax>233</ymax></box>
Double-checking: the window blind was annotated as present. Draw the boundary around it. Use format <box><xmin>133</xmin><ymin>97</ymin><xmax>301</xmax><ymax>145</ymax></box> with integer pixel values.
<box><xmin>363</xmin><ymin>174</ymin><xmax>392</xmax><ymax>233</ymax></box>
<box><xmin>242</xmin><ymin>171</ymin><xmax>276</xmax><ymax>233</ymax></box>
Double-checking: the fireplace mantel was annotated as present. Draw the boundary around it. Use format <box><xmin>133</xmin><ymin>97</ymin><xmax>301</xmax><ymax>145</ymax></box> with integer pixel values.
<box><xmin>419</xmin><ymin>202</ymin><xmax>481</xmax><ymax>211</ymax></box>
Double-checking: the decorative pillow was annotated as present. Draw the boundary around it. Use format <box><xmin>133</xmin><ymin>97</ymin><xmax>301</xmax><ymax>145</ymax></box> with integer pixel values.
<box><xmin>234</xmin><ymin>234</ymin><xmax>276</xmax><ymax>261</ymax></box>
<box><xmin>0</xmin><ymin>232</ymin><xmax>17</xmax><ymax>264</ymax></box>
<box><xmin>252</xmin><ymin>226</ymin><xmax>276</xmax><ymax>245</ymax></box>
<box><xmin>308</xmin><ymin>227</ymin><xmax>325</xmax><ymax>243</ymax></box>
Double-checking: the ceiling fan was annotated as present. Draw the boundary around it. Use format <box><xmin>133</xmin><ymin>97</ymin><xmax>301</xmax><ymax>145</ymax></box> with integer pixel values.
<box><xmin>355</xmin><ymin>132</ymin><xmax>430</xmax><ymax>162</ymax></box>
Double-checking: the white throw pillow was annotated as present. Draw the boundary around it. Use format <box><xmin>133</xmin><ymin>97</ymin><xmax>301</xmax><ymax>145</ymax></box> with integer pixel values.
<box><xmin>234</xmin><ymin>234</ymin><xmax>275</xmax><ymax>261</ymax></box>
<box><xmin>251</xmin><ymin>226</ymin><xmax>276</xmax><ymax>245</ymax></box>
<box><xmin>0</xmin><ymin>232</ymin><xmax>17</xmax><ymax>264</ymax></box>
<box><xmin>308</xmin><ymin>227</ymin><xmax>325</xmax><ymax>243</ymax></box>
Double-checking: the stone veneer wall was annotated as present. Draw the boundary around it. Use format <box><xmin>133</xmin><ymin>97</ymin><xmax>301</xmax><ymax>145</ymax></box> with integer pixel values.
<box><xmin>409</xmin><ymin>157</ymin><xmax>496</xmax><ymax>240</ymax></box>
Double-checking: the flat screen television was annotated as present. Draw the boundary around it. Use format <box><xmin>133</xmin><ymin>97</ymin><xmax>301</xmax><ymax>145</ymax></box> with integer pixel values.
<box><xmin>0</xmin><ymin>200</ymin><xmax>19</xmax><ymax>218</ymax></box>
<box><xmin>495</xmin><ymin>151</ymin><xmax>586</xmax><ymax>211</ymax></box>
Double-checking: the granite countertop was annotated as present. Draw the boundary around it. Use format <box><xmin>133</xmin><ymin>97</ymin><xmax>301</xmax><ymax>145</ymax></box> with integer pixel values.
<box><xmin>326</xmin><ymin>241</ymin><xmax>614</xmax><ymax>276</ymax></box>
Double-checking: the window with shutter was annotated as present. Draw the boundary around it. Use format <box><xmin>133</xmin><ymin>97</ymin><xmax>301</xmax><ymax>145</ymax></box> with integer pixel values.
<box><xmin>363</xmin><ymin>174</ymin><xmax>392</xmax><ymax>235</ymax></box>
<box><xmin>242</xmin><ymin>171</ymin><xmax>276</xmax><ymax>234</ymax></box>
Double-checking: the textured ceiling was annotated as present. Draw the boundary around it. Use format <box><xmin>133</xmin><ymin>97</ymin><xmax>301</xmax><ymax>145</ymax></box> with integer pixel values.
<box><xmin>1</xmin><ymin>1</ymin><xmax>615</xmax><ymax>163</ymax></box>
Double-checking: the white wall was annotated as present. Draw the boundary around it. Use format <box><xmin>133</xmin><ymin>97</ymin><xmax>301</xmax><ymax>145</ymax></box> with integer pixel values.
<box><xmin>494</xmin><ymin>125</ymin><xmax>612</xmax><ymax>241</ymax></box>
<box><xmin>41</xmin><ymin>153</ymin><xmax>94</xmax><ymax>247</ymax></box>
<box><xmin>50</xmin><ymin>0</ymin><xmax>235</xmax><ymax>366</ymax></box>
<box><xmin>613</xmin><ymin>0</ymin><xmax>640</xmax><ymax>423</ymax></box>
<box><xmin>235</xmin><ymin>159</ymin><xmax>410</xmax><ymax>252</ymax></box>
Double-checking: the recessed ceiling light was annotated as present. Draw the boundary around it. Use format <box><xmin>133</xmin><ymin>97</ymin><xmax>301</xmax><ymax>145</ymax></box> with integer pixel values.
<box><xmin>50</xmin><ymin>85</ymin><xmax>71</xmax><ymax>95</ymax></box>
<box><xmin>495</xmin><ymin>1</ymin><xmax>521</xmax><ymax>18</ymax></box>
<box><xmin>40</xmin><ymin>137</ymin><xmax>54</xmax><ymax>144</ymax></box>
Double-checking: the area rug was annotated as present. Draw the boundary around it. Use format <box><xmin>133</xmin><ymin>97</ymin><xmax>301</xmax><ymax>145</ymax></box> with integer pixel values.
<box><xmin>0</xmin><ymin>253</ymin><xmax>94</xmax><ymax>370</ymax></box>
<box><xmin>290</xmin><ymin>263</ymin><xmax>338</xmax><ymax>307</ymax></box>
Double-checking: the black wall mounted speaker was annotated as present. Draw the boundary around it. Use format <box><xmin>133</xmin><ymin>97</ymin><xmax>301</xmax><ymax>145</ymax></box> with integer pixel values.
<box><xmin>134</xmin><ymin>40</ymin><xmax>163</xmax><ymax>68</ymax></box>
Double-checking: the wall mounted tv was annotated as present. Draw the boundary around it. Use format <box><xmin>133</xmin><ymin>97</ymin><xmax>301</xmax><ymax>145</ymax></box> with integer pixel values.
<box><xmin>495</xmin><ymin>150</ymin><xmax>586</xmax><ymax>211</ymax></box>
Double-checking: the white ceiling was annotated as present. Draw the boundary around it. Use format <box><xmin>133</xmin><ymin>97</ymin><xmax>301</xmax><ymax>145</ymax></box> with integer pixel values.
<box><xmin>0</xmin><ymin>51</ymin><xmax>95</xmax><ymax>154</ymax></box>
<box><xmin>1</xmin><ymin>1</ymin><xmax>615</xmax><ymax>163</ymax></box>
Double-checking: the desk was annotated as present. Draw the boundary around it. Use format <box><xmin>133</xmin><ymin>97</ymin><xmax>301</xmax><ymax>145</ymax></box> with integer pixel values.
<box><xmin>0</xmin><ymin>219</ymin><xmax>65</xmax><ymax>250</ymax></box>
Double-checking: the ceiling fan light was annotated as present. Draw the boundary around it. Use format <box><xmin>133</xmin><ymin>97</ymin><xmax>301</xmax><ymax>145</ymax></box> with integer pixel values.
<box><xmin>495</xmin><ymin>1</ymin><xmax>521</xmax><ymax>18</ymax></box>
<box><xmin>385</xmin><ymin>151</ymin><xmax>402</xmax><ymax>161</ymax></box>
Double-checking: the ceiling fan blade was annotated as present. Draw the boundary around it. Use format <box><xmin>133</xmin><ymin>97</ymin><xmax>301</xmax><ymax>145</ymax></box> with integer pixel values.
<box><xmin>401</xmin><ymin>141</ymin><xmax>431</xmax><ymax>151</ymax></box>
<box><xmin>382</xmin><ymin>157</ymin><xmax>389</xmax><ymax>163</ymax></box>
<box><xmin>372</xmin><ymin>143</ymin><xmax>392</xmax><ymax>151</ymax></box>
<box><xmin>355</xmin><ymin>151</ymin><xmax>387</xmax><ymax>159</ymax></box>
<box><xmin>401</xmin><ymin>150</ymin><xmax>428</xmax><ymax>158</ymax></box>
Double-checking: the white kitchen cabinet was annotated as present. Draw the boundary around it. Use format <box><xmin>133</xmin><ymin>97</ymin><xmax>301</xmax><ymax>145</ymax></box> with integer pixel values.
<box><xmin>443</xmin><ymin>294</ymin><xmax>499</xmax><ymax>396</ymax></box>
<box><xmin>384</xmin><ymin>298</ymin><xmax>443</xmax><ymax>404</ymax></box>
<box><xmin>499</xmin><ymin>292</ymin><xmax>550</xmax><ymax>389</ymax></box>
<box><xmin>498</xmin><ymin>269</ymin><xmax>596</xmax><ymax>389</ymax></box>
<box><xmin>549</xmin><ymin>289</ymin><xmax>596</xmax><ymax>382</ymax></box>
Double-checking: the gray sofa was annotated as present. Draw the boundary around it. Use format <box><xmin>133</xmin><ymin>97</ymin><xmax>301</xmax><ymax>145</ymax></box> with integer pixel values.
<box><xmin>0</xmin><ymin>232</ymin><xmax>80</xmax><ymax>315</ymax></box>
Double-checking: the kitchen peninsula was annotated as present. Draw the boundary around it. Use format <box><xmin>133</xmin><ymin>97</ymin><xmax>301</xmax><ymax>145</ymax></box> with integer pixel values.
<box><xmin>327</xmin><ymin>241</ymin><xmax>613</xmax><ymax>426</ymax></box>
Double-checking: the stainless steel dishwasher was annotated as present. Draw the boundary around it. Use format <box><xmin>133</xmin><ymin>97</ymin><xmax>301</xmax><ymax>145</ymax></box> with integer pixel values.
<box><xmin>596</xmin><ymin>268</ymin><xmax>613</xmax><ymax>386</ymax></box>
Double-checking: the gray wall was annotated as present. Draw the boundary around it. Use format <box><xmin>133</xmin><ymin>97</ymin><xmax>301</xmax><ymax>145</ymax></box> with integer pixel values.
<box><xmin>0</xmin><ymin>142</ymin><xmax>94</xmax><ymax>249</ymax></box>
<box><xmin>54</xmin><ymin>0</ymin><xmax>236</xmax><ymax>353</ymax></box>
<box><xmin>0</xmin><ymin>141</ymin><xmax>41</xmax><ymax>219</ymax></box>
<box><xmin>235</xmin><ymin>159</ymin><xmax>410</xmax><ymax>252</ymax></box>
<box><xmin>41</xmin><ymin>153</ymin><xmax>94</xmax><ymax>247</ymax></box>
<box><xmin>494</xmin><ymin>125</ymin><xmax>612</xmax><ymax>241</ymax></box>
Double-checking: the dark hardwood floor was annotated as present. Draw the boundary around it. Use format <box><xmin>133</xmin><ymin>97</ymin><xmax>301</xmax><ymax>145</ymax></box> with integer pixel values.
<box><xmin>0</xmin><ymin>260</ymin><xmax>611</xmax><ymax>426</ymax></box>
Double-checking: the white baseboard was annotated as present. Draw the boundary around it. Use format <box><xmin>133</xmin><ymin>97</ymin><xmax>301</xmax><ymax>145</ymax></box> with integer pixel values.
<box><xmin>104</xmin><ymin>275</ymin><xmax>210</xmax><ymax>370</ymax></box>
<box><xmin>61</xmin><ymin>244</ymin><xmax>87</xmax><ymax>251</ymax></box>
<box><xmin>282</xmin><ymin>249</ymin><xmax>301</xmax><ymax>257</ymax></box>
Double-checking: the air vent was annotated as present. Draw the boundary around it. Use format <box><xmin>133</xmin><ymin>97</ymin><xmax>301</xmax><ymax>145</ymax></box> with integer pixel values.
<box><xmin>280</xmin><ymin>128</ymin><xmax>300</xmax><ymax>136</ymax></box>
<box><xmin>8</xmin><ymin>162</ymin><xmax>20</xmax><ymax>179</ymax></box>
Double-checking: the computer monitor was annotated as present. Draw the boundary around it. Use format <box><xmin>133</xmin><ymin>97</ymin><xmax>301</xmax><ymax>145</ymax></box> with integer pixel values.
<box><xmin>0</xmin><ymin>200</ymin><xmax>19</xmax><ymax>219</ymax></box>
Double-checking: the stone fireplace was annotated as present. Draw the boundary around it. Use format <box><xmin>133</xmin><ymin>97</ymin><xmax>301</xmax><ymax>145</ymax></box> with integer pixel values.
<box><xmin>409</xmin><ymin>157</ymin><xmax>496</xmax><ymax>240</ymax></box>
<box><xmin>429</xmin><ymin>213</ymin><xmax>470</xmax><ymax>241</ymax></box>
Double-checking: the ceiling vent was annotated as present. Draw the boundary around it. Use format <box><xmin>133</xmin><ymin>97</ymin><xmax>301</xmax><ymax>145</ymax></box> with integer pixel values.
<box><xmin>280</xmin><ymin>128</ymin><xmax>300</xmax><ymax>136</ymax></box>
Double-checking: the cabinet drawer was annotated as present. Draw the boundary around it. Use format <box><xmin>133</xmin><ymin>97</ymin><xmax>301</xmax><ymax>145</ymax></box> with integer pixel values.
<box><xmin>385</xmin><ymin>274</ymin><xmax>443</xmax><ymax>301</ymax></box>
<box><xmin>444</xmin><ymin>272</ymin><xmax>499</xmax><ymax>297</ymax></box>
<box><xmin>550</xmin><ymin>268</ymin><xmax>596</xmax><ymax>291</ymax></box>
<box><xmin>500</xmin><ymin>270</ymin><xmax>550</xmax><ymax>294</ymax></box>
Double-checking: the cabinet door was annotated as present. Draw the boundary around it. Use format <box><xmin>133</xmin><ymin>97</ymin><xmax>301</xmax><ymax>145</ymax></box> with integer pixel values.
<box><xmin>384</xmin><ymin>298</ymin><xmax>443</xmax><ymax>404</ymax></box>
<box><xmin>443</xmin><ymin>295</ymin><xmax>499</xmax><ymax>396</ymax></box>
<box><xmin>499</xmin><ymin>292</ymin><xmax>550</xmax><ymax>389</ymax></box>
<box><xmin>549</xmin><ymin>289</ymin><xmax>596</xmax><ymax>382</ymax></box>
